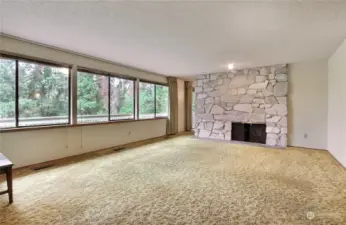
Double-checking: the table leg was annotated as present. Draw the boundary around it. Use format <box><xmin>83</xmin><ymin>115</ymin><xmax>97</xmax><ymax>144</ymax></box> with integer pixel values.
<box><xmin>6</xmin><ymin>167</ymin><xmax>13</xmax><ymax>204</ymax></box>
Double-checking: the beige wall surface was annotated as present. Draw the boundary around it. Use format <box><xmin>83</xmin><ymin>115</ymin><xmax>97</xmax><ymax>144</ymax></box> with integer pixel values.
<box><xmin>327</xmin><ymin>39</ymin><xmax>346</xmax><ymax>167</ymax></box>
<box><xmin>0</xmin><ymin>35</ymin><xmax>167</xmax><ymax>84</ymax></box>
<box><xmin>177</xmin><ymin>79</ymin><xmax>186</xmax><ymax>133</ymax></box>
<box><xmin>288</xmin><ymin>60</ymin><xmax>328</xmax><ymax>150</ymax></box>
<box><xmin>0</xmin><ymin>119</ymin><xmax>167</xmax><ymax>168</ymax></box>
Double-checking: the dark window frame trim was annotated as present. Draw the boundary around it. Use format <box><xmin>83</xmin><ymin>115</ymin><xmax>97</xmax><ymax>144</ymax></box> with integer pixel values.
<box><xmin>138</xmin><ymin>81</ymin><xmax>169</xmax><ymax>119</ymax></box>
<box><xmin>0</xmin><ymin>55</ymin><xmax>71</xmax><ymax>129</ymax></box>
<box><xmin>76</xmin><ymin>68</ymin><xmax>136</xmax><ymax>124</ymax></box>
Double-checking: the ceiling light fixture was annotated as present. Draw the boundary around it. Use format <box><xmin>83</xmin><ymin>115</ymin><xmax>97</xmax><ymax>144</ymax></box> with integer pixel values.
<box><xmin>227</xmin><ymin>63</ymin><xmax>234</xmax><ymax>70</ymax></box>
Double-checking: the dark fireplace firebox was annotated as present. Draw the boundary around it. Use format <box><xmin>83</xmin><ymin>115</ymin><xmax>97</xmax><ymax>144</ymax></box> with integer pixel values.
<box><xmin>231</xmin><ymin>122</ymin><xmax>266</xmax><ymax>144</ymax></box>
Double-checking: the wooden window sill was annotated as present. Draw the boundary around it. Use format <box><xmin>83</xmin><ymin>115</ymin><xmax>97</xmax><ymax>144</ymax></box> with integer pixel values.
<box><xmin>0</xmin><ymin>118</ymin><xmax>168</xmax><ymax>133</ymax></box>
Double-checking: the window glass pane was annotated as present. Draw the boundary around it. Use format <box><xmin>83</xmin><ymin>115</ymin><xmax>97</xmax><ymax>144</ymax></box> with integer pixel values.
<box><xmin>110</xmin><ymin>77</ymin><xmax>134</xmax><ymax>120</ymax></box>
<box><xmin>18</xmin><ymin>61</ymin><xmax>69</xmax><ymax>126</ymax></box>
<box><xmin>155</xmin><ymin>85</ymin><xmax>169</xmax><ymax>117</ymax></box>
<box><xmin>139</xmin><ymin>82</ymin><xmax>155</xmax><ymax>119</ymax></box>
<box><xmin>77</xmin><ymin>72</ymin><xmax>109</xmax><ymax>123</ymax></box>
<box><xmin>0</xmin><ymin>58</ymin><xmax>16</xmax><ymax>128</ymax></box>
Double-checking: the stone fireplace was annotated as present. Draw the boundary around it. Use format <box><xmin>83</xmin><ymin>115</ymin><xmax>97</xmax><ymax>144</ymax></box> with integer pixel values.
<box><xmin>193</xmin><ymin>64</ymin><xmax>288</xmax><ymax>147</ymax></box>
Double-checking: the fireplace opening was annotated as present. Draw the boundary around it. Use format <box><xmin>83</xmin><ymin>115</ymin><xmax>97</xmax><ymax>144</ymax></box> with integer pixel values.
<box><xmin>231</xmin><ymin>122</ymin><xmax>266</xmax><ymax>144</ymax></box>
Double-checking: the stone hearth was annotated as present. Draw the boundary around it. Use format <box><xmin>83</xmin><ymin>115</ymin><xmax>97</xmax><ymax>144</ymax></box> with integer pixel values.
<box><xmin>193</xmin><ymin>64</ymin><xmax>288</xmax><ymax>147</ymax></box>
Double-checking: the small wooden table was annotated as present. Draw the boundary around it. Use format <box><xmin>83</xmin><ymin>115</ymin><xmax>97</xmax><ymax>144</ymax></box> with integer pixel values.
<box><xmin>0</xmin><ymin>153</ymin><xmax>13</xmax><ymax>204</ymax></box>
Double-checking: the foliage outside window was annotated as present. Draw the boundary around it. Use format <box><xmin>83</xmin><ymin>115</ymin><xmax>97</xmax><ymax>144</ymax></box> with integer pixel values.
<box><xmin>139</xmin><ymin>81</ymin><xmax>169</xmax><ymax>119</ymax></box>
<box><xmin>139</xmin><ymin>82</ymin><xmax>155</xmax><ymax>119</ymax></box>
<box><xmin>110</xmin><ymin>77</ymin><xmax>134</xmax><ymax>120</ymax></box>
<box><xmin>18</xmin><ymin>61</ymin><xmax>70</xmax><ymax>126</ymax></box>
<box><xmin>0</xmin><ymin>58</ymin><xmax>16</xmax><ymax>128</ymax></box>
<box><xmin>0</xmin><ymin>57</ymin><xmax>70</xmax><ymax>128</ymax></box>
<box><xmin>77</xmin><ymin>72</ymin><xmax>109</xmax><ymax>123</ymax></box>
<box><xmin>155</xmin><ymin>85</ymin><xmax>169</xmax><ymax>117</ymax></box>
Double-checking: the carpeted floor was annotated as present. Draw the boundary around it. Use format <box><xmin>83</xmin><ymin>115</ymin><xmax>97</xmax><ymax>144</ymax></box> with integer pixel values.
<box><xmin>1</xmin><ymin>136</ymin><xmax>346</xmax><ymax>225</ymax></box>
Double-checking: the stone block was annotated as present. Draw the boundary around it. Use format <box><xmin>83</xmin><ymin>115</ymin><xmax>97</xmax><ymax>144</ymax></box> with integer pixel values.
<box><xmin>253</xmin><ymin>98</ymin><xmax>265</xmax><ymax>104</ymax></box>
<box><xmin>238</xmin><ymin>88</ymin><xmax>246</xmax><ymax>95</ymax></box>
<box><xmin>210</xmin><ymin>74</ymin><xmax>219</xmax><ymax>80</ymax></box>
<box><xmin>275</xmin><ymin>74</ymin><xmax>287</xmax><ymax>82</ymax></box>
<box><xmin>222</xmin><ymin>95</ymin><xmax>240</xmax><ymax>103</ymax></box>
<box><xmin>233</xmin><ymin>104</ymin><xmax>252</xmax><ymax>113</ymax></box>
<box><xmin>225</xmin><ymin>121</ymin><xmax>232</xmax><ymax>130</ymax></box>
<box><xmin>278</xmin><ymin>116</ymin><xmax>287</xmax><ymax>127</ymax></box>
<box><xmin>205</xmin><ymin>97</ymin><xmax>213</xmax><ymax>104</ymax></box>
<box><xmin>197</xmin><ymin>93</ymin><xmax>208</xmax><ymax>99</ymax></box>
<box><xmin>195</xmin><ymin>86</ymin><xmax>203</xmax><ymax>93</ymax></box>
<box><xmin>205</xmin><ymin>104</ymin><xmax>213</xmax><ymax>114</ymax></box>
<box><xmin>276</xmin><ymin>97</ymin><xmax>287</xmax><ymax>104</ymax></box>
<box><xmin>279</xmin><ymin>134</ymin><xmax>287</xmax><ymax>146</ymax></box>
<box><xmin>210</xmin><ymin>132</ymin><xmax>225</xmax><ymax>140</ymax></box>
<box><xmin>265</xmin><ymin>96</ymin><xmax>278</xmax><ymax>104</ymax></box>
<box><xmin>196</xmin><ymin>114</ymin><xmax>214</xmax><ymax>121</ymax></box>
<box><xmin>273</xmin><ymin>82</ymin><xmax>288</xmax><ymax>96</ymax></box>
<box><xmin>196</xmin><ymin>107</ymin><xmax>205</xmax><ymax>113</ymax></box>
<box><xmin>273</xmin><ymin>104</ymin><xmax>287</xmax><ymax>116</ymax></box>
<box><xmin>249</xmin><ymin>80</ymin><xmax>268</xmax><ymax>89</ymax></box>
<box><xmin>252</xmin><ymin>103</ymin><xmax>260</xmax><ymax>108</ymax></box>
<box><xmin>205</xmin><ymin>122</ymin><xmax>214</xmax><ymax>131</ymax></box>
<box><xmin>203</xmin><ymin>87</ymin><xmax>214</xmax><ymax>92</ymax></box>
<box><xmin>225</xmin><ymin>131</ymin><xmax>231</xmax><ymax>140</ymax></box>
<box><xmin>260</xmin><ymin>67</ymin><xmax>269</xmax><ymax>75</ymax></box>
<box><xmin>249</xmin><ymin>69</ymin><xmax>259</xmax><ymax>75</ymax></box>
<box><xmin>214</xmin><ymin>97</ymin><xmax>221</xmax><ymax>104</ymax></box>
<box><xmin>229</xmin><ymin>75</ymin><xmax>254</xmax><ymax>88</ymax></box>
<box><xmin>213</xmin><ymin>121</ymin><xmax>224</xmax><ymax>130</ymax></box>
<box><xmin>250</xmin><ymin>113</ymin><xmax>265</xmax><ymax>123</ymax></box>
<box><xmin>266</xmin><ymin>116</ymin><xmax>281</xmax><ymax>123</ymax></box>
<box><xmin>281</xmin><ymin>127</ymin><xmax>288</xmax><ymax>134</ymax></box>
<box><xmin>269</xmin><ymin>73</ymin><xmax>275</xmax><ymax>80</ymax></box>
<box><xmin>199</xmin><ymin>130</ymin><xmax>211</xmax><ymax>138</ymax></box>
<box><xmin>210</xmin><ymin>105</ymin><xmax>225</xmax><ymax>114</ymax></box>
<box><xmin>240</xmin><ymin>95</ymin><xmax>253</xmax><ymax>103</ymax></box>
<box><xmin>253</xmin><ymin>108</ymin><xmax>265</xmax><ymax>114</ymax></box>
<box><xmin>247</xmin><ymin>89</ymin><xmax>257</xmax><ymax>95</ymax></box>
<box><xmin>196</xmin><ymin>80</ymin><xmax>203</xmax><ymax>87</ymax></box>
<box><xmin>266</xmin><ymin>126</ymin><xmax>280</xmax><ymax>134</ymax></box>
<box><xmin>256</xmin><ymin>75</ymin><xmax>267</xmax><ymax>83</ymax></box>
<box><xmin>269</xmin><ymin>80</ymin><xmax>277</xmax><ymax>86</ymax></box>
<box><xmin>262</xmin><ymin>83</ymin><xmax>274</xmax><ymax>96</ymax></box>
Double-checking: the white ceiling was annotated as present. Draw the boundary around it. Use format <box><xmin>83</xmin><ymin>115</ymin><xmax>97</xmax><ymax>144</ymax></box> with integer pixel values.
<box><xmin>1</xmin><ymin>1</ymin><xmax>346</xmax><ymax>76</ymax></box>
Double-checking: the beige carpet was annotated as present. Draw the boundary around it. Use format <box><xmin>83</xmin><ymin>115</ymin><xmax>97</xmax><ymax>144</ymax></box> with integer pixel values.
<box><xmin>1</xmin><ymin>136</ymin><xmax>346</xmax><ymax>225</ymax></box>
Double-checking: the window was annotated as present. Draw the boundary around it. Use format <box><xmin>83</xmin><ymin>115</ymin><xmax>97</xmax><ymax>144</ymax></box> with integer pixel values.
<box><xmin>139</xmin><ymin>82</ymin><xmax>155</xmax><ymax>119</ymax></box>
<box><xmin>110</xmin><ymin>77</ymin><xmax>134</xmax><ymax>120</ymax></box>
<box><xmin>139</xmin><ymin>81</ymin><xmax>169</xmax><ymax>119</ymax></box>
<box><xmin>18</xmin><ymin>61</ymin><xmax>70</xmax><ymax>126</ymax></box>
<box><xmin>0</xmin><ymin>58</ymin><xmax>16</xmax><ymax>128</ymax></box>
<box><xmin>77</xmin><ymin>71</ymin><xmax>109</xmax><ymax>124</ymax></box>
<box><xmin>155</xmin><ymin>84</ymin><xmax>169</xmax><ymax>117</ymax></box>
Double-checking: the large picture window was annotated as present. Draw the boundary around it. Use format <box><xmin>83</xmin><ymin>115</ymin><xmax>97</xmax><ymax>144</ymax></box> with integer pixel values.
<box><xmin>77</xmin><ymin>71</ymin><xmax>109</xmax><ymax>124</ymax></box>
<box><xmin>139</xmin><ymin>81</ymin><xmax>169</xmax><ymax>119</ymax></box>
<box><xmin>0</xmin><ymin>54</ymin><xmax>169</xmax><ymax>130</ymax></box>
<box><xmin>18</xmin><ymin>61</ymin><xmax>70</xmax><ymax>126</ymax></box>
<box><xmin>110</xmin><ymin>77</ymin><xmax>134</xmax><ymax>120</ymax></box>
<box><xmin>0</xmin><ymin>58</ymin><xmax>16</xmax><ymax>128</ymax></box>
<box><xmin>0</xmin><ymin>56</ymin><xmax>70</xmax><ymax>128</ymax></box>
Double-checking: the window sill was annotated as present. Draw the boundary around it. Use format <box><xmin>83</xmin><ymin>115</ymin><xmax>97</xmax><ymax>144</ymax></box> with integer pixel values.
<box><xmin>0</xmin><ymin>117</ymin><xmax>168</xmax><ymax>133</ymax></box>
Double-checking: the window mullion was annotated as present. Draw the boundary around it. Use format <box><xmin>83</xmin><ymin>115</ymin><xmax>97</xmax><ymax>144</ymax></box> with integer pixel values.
<box><xmin>154</xmin><ymin>84</ymin><xmax>157</xmax><ymax>118</ymax></box>
<box><xmin>108</xmin><ymin>76</ymin><xmax>111</xmax><ymax>122</ymax></box>
<box><xmin>15</xmin><ymin>60</ymin><xmax>19</xmax><ymax>127</ymax></box>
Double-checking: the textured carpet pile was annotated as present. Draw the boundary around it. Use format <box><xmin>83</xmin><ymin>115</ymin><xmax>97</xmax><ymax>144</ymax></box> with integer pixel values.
<box><xmin>1</xmin><ymin>136</ymin><xmax>346</xmax><ymax>225</ymax></box>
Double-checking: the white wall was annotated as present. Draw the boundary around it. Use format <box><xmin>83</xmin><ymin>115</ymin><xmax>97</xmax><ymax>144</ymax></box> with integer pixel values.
<box><xmin>0</xmin><ymin>35</ymin><xmax>168</xmax><ymax>168</ymax></box>
<box><xmin>327</xmin><ymin>39</ymin><xmax>346</xmax><ymax>167</ymax></box>
<box><xmin>0</xmin><ymin>119</ymin><xmax>167</xmax><ymax>168</ymax></box>
<box><xmin>288</xmin><ymin>60</ymin><xmax>328</xmax><ymax>149</ymax></box>
<box><xmin>177</xmin><ymin>79</ymin><xmax>185</xmax><ymax>132</ymax></box>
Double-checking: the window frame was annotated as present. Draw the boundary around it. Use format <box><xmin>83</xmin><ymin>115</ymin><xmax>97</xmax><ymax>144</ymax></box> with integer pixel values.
<box><xmin>0</xmin><ymin>53</ymin><xmax>72</xmax><ymax>128</ymax></box>
<box><xmin>0</xmin><ymin>53</ymin><xmax>169</xmax><ymax>131</ymax></box>
<box><xmin>139</xmin><ymin>79</ymin><xmax>169</xmax><ymax>119</ymax></box>
<box><xmin>77</xmin><ymin>67</ymin><xmax>137</xmax><ymax>124</ymax></box>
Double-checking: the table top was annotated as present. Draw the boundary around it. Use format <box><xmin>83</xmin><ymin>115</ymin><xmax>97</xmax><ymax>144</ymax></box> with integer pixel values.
<box><xmin>0</xmin><ymin>153</ymin><xmax>13</xmax><ymax>168</ymax></box>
